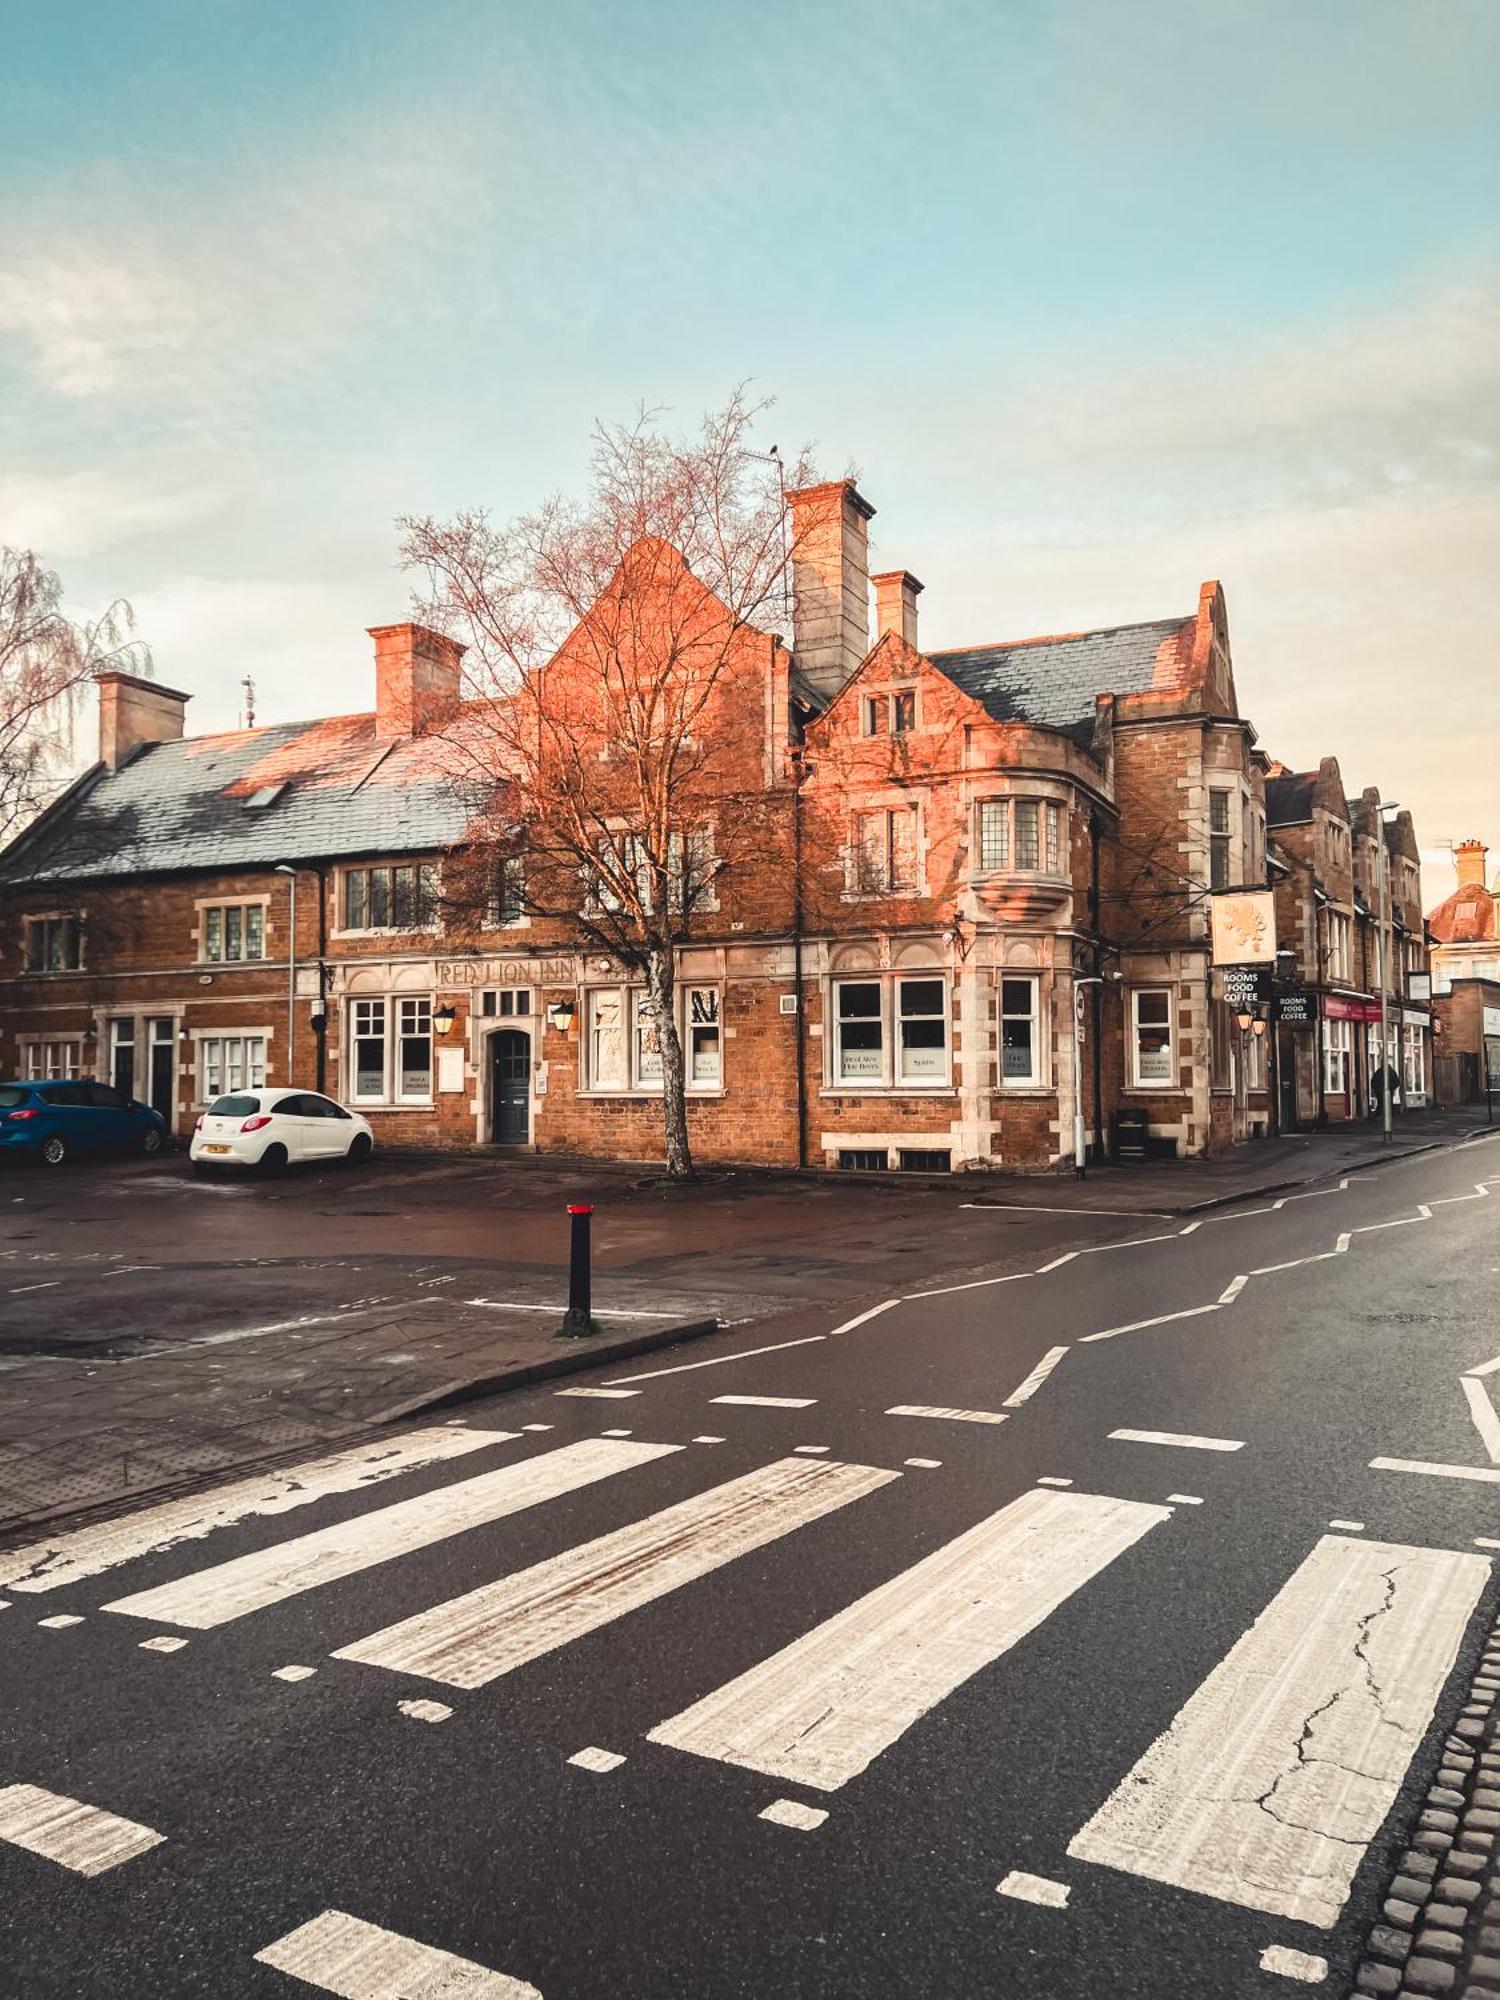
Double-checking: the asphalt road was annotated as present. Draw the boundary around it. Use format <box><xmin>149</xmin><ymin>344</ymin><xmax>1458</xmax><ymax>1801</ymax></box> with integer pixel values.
<box><xmin>1</xmin><ymin>1131</ymin><xmax>1498</xmax><ymax>1998</ymax></box>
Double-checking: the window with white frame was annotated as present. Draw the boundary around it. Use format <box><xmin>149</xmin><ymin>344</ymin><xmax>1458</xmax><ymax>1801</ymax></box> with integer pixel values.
<box><xmin>1245</xmin><ymin>1025</ymin><xmax>1268</xmax><ymax>1090</ymax></box>
<box><xmin>975</xmin><ymin>799</ymin><xmax>1065</xmax><ymax>875</ymax></box>
<box><xmin>999</xmin><ymin>977</ymin><xmax>1040</xmax><ymax>1085</ymax></box>
<box><xmin>831</xmin><ymin>975</ymin><xmax>949</xmax><ymax>1089</ymax></box>
<box><xmin>584</xmin><ymin>984</ymin><xmax>723</xmax><ymax>1092</ymax></box>
<box><xmin>854</xmin><ymin>806</ymin><xmax>919</xmax><ymax>894</ymax></box>
<box><xmin>1209</xmin><ymin>789</ymin><xmax>1232</xmax><ymax>892</ymax></box>
<box><xmin>1131</xmin><ymin>988</ymin><xmax>1175</xmax><ymax>1086</ymax></box>
<box><xmin>350</xmin><ymin>999</ymin><xmax>387</xmax><ymax>1101</ymax></box>
<box><xmin>343</xmin><ymin>863</ymin><xmax>438</xmax><ymax>931</ymax></box>
<box><xmin>198</xmin><ymin>1034</ymin><xmax>267</xmax><ymax>1101</ymax></box>
<box><xmin>1325</xmin><ymin>909</ymin><xmax>1352</xmax><ymax>982</ymax></box>
<box><xmin>21</xmin><ymin>1039</ymin><xmax>82</xmax><ymax>1081</ymax></box>
<box><xmin>24</xmin><ymin>915</ymin><xmax>81</xmax><ymax>972</ymax></box>
<box><xmin>396</xmin><ymin>998</ymin><xmax>432</xmax><ymax>1101</ymax></box>
<box><xmin>201</xmin><ymin>902</ymin><xmax>266</xmax><ymax>963</ymax></box>
<box><xmin>1402</xmin><ymin>1022</ymin><xmax>1426</xmax><ymax>1099</ymax></box>
<box><xmin>1323</xmin><ymin>1016</ymin><xmax>1352</xmax><ymax>1095</ymax></box>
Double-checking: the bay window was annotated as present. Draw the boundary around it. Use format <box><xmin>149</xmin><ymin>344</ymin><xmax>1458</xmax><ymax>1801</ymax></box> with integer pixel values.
<box><xmin>831</xmin><ymin>975</ymin><xmax>951</xmax><ymax>1089</ymax></box>
<box><xmin>975</xmin><ymin>799</ymin><xmax>1065</xmax><ymax>875</ymax></box>
<box><xmin>1131</xmin><ymin>988</ymin><xmax>1175</xmax><ymax>1087</ymax></box>
<box><xmin>999</xmin><ymin>977</ymin><xmax>1040</xmax><ymax>1086</ymax></box>
<box><xmin>1209</xmin><ymin>789</ymin><xmax>1232</xmax><ymax>891</ymax></box>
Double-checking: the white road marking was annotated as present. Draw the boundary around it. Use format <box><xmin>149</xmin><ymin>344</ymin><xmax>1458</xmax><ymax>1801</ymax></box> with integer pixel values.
<box><xmin>8</xmin><ymin>1281</ymin><xmax>60</xmax><ymax>1293</ymax></box>
<box><xmin>1476</xmin><ymin>1538</ymin><xmax>1500</xmax><ymax>1551</ymax></box>
<box><xmin>1108</xmin><ymin>1429</ymin><xmax>1244</xmax><ymax>1453</ymax></box>
<box><xmin>649</xmin><ymin>1488</ymin><xmax>1170</xmax><ymax>1791</ymax></box>
<box><xmin>1167</xmin><ymin>1494</ymin><xmax>1203</xmax><ymax>1506</ymax></box>
<box><xmin>1372</xmin><ymin>1457</ymin><xmax>1500</xmax><ymax>1486</ymax></box>
<box><xmin>759</xmin><ymin>1799</ymin><xmax>827</xmax><ymax>1830</ymax></box>
<box><xmin>254</xmin><ymin>1910</ymin><xmax>540</xmax><ymax>1998</ymax></box>
<box><xmin>710</xmin><ymin>1394</ymin><xmax>816</xmax><ymax>1409</ymax></box>
<box><xmin>1259</xmin><ymin>1944</ymin><xmax>1329</xmax><ymax>1982</ymax></box>
<box><xmin>1466</xmin><ymin>1352</ymin><xmax>1500</xmax><ymax>1379</ymax></box>
<box><xmin>1080</xmin><ymin>1303</ymin><xmax>1222</xmax><ymax>1344</ymax></box>
<box><xmin>396</xmin><ymin>1699</ymin><xmax>451</xmax><ymax>1723</ymax></box>
<box><xmin>885</xmin><ymin>1404</ymin><xmax>1008</xmax><ymax>1426</ymax></box>
<box><xmin>467</xmin><ymin>1297</ymin><xmax>678</xmax><ymax>1318</ymax></box>
<box><xmin>138</xmin><ymin>1635</ymin><xmax>188</xmax><ymax>1654</ymax></box>
<box><xmin>1038</xmin><ymin>1252</ymin><xmax>1079</xmax><ymax>1272</ymax></box>
<box><xmin>904</xmin><ymin>1458</ymin><xmax>942</xmax><ymax>1469</ymax></box>
<box><xmin>555</xmin><ymin>1386</ymin><xmax>638</xmax><ymax>1400</ymax></box>
<box><xmin>273</xmin><ymin>1665</ymin><xmax>318</xmax><ymax>1682</ymax></box>
<box><xmin>905</xmin><ymin>1270</ymin><xmax>1033</xmax><ymax>1301</ymax></box>
<box><xmin>692</xmin><ymin>1435</ymin><xmax>726</xmax><ymax>1444</ymax></box>
<box><xmin>0</xmin><ymin>1428</ymin><xmax>515</xmax><ymax>1596</ymax></box>
<box><xmin>1461</xmin><ymin>1376</ymin><xmax>1500</xmax><ymax>1462</ymax></box>
<box><xmin>335</xmin><ymin>1456</ymin><xmax>898</xmax><ymax>1690</ymax></box>
<box><xmin>1068</xmin><ymin>1533</ymin><xmax>1490</xmax><ymax>1927</ymax></box>
<box><xmin>104</xmin><ymin>1439</ymin><xmax>678</xmax><ymax>1630</ymax></box>
<box><xmin>521</xmin><ymin>1424</ymin><xmax>553</xmax><ymax>1432</ymax></box>
<box><xmin>829</xmin><ymin>1300</ymin><xmax>901</xmax><ymax>1334</ymax></box>
<box><xmin>1004</xmin><ymin>1345</ymin><xmax>1069</xmax><ymax>1408</ymax></box>
<box><xmin>1037</xmin><ymin>1477</ymin><xmax>1073</xmax><ymax>1488</ymax></box>
<box><xmin>600</xmin><ymin>1428</ymin><xmax>633</xmax><ymax>1438</ymax></box>
<box><xmin>793</xmin><ymin>1445</ymin><xmax>830</xmax><ymax>1455</ymax></box>
<box><xmin>960</xmin><ymin>1202</ymin><xmax>1171</xmax><ymax>1217</ymax></box>
<box><xmin>1328</xmin><ymin>1520</ymin><xmax>1364</xmax><ymax>1533</ymax></box>
<box><xmin>1219</xmin><ymin>1275</ymin><xmax>1248</xmax><ymax>1304</ymax></box>
<box><xmin>0</xmin><ymin>1785</ymin><xmax>163</xmax><ymax>1876</ymax></box>
<box><xmin>608</xmin><ymin>1335</ymin><xmax>827</xmax><ymax>1383</ymax></box>
<box><xmin>996</xmin><ymin>1871</ymin><xmax>1070</xmax><ymax>1909</ymax></box>
<box><xmin>568</xmin><ymin>1747</ymin><xmax>625</xmax><ymax>1773</ymax></box>
<box><xmin>38</xmin><ymin>1614</ymin><xmax>82</xmax><ymax>1628</ymax></box>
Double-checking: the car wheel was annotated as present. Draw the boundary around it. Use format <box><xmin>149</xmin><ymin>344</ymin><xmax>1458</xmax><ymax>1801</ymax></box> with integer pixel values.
<box><xmin>139</xmin><ymin>1127</ymin><xmax>164</xmax><ymax>1156</ymax></box>
<box><xmin>258</xmin><ymin>1143</ymin><xmax>289</xmax><ymax>1177</ymax></box>
<box><xmin>345</xmin><ymin>1133</ymin><xmax>374</xmax><ymax>1166</ymax></box>
<box><xmin>40</xmin><ymin>1135</ymin><xmax>67</xmax><ymax>1168</ymax></box>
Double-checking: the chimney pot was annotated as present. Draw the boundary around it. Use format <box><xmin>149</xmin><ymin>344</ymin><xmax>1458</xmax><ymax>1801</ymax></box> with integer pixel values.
<box><xmin>786</xmin><ymin>479</ymin><xmax>875</xmax><ymax>704</ymax></box>
<box><xmin>1455</xmin><ymin>838</ymin><xmax>1489</xmax><ymax>889</ymax></box>
<box><xmin>369</xmin><ymin>623</ymin><xmax>466</xmax><ymax>740</ymax></box>
<box><xmin>96</xmin><ymin>671</ymin><xmax>189</xmax><ymax>770</ymax></box>
<box><xmin>871</xmin><ymin>569</ymin><xmax>924</xmax><ymax>650</ymax></box>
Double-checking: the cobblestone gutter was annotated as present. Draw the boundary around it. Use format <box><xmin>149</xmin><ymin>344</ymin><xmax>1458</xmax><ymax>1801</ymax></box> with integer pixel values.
<box><xmin>1350</xmin><ymin>1605</ymin><xmax>1500</xmax><ymax>1997</ymax></box>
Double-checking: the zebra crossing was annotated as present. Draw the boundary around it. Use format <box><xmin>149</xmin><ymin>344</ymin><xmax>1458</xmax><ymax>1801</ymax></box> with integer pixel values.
<box><xmin>0</xmin><ymin>1412</ymin><xmax>1493</xmax><ymax>1994</ymax></box>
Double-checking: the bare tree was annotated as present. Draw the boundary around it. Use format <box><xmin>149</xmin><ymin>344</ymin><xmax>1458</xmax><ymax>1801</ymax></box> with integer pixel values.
<box><xmin>0</xmin><ymin>548</ymin><xmax>150</xmax><ymax>843</ymax></box>
<box><xmin>400</xmin><ymin>391</ymin><xmax>813</xmax><ymax>1178</ymax></box>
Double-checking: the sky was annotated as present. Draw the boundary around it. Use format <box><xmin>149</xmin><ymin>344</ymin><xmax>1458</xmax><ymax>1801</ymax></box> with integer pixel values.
<box><xmin>3</xmin><ymin>0</ymin><xmax>1497</xmax><ymax>904</ymax></box>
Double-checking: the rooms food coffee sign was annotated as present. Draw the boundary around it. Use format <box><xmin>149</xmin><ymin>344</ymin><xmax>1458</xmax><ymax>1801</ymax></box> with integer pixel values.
<box><xmin>1211</xmin><ymin>889</ymin><xmax>1277</xmax><ymax>966</ymax></box>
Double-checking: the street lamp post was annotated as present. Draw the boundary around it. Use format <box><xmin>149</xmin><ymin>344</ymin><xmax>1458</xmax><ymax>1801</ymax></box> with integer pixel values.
<box><xmin>1073</xmin><ymin>974</ymin><xmax>1105</xmax><ymax>1177</ymax></box>
<box><xmin>1376</xmin><ymin>804</ymin><xmax>1401</xmax><ymax>1146</ymax></box>
<box><xmin>274</xmin><ymin>864</ymin><xmax>297</xmax><ymax>1089</ymax></box>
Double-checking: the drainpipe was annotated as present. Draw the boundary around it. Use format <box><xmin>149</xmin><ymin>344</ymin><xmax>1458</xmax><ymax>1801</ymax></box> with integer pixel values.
<box><xmin>313</xmin><ymin>862</ymin><xmax>328</xmax><ymax>1094</ymax></box>
<box><xmin>1088</xmin><ymin>813</ymin><xmax>1105</xmax><ymax>1161</ymax></box>
<box><xmin>791</xmin><ymin>746</ymin><xmax>808</xmax><ymax>1170</ymax></box>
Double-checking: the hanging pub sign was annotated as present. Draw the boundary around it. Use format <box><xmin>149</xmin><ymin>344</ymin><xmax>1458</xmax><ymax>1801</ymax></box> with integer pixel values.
<box><xmin>1274</xmin><ymin>986</ymin><xmax>1316</xmax><ymax>1026</ymax></box>
<box><xmin>1210</xmin><ymin>889</ymin><xmax>1277</xmax><ymax>966</ymax></box>
<box><xmin>1218</xmin><ymin>964</ymin><xmax>1271</xmax><ymax>1011</ymax></box>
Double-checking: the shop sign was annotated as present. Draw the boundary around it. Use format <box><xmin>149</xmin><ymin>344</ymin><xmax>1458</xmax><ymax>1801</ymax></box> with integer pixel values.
<box><xmin>1275</xmin><ymin>987</ymin><xmax>1316</xmax><ymax>1026</ymax></box>
<box><xmin>1485</xmin><ymin>1006</ymin><xmax>1500</xmax><ymax>1038</ymax></box>
<box><xmin>1323</xmin><ymin>992</ymin><xmax>1384</xmax><ymax>1024</ymax></box>
<box><xmin>1407</xmin><ymin>973</ymin><xmax>1432</xmax><ymax>1002</ymax></box>
<box><xmin>1211</xmin><ymin>890</ymin><xmax>1277</xmax><ymax>965</ymax></box>
<box><xmin>1218</xmin><ymin>964</ymin><xmax>1271</xmax><ymax>1010</ymax></box>
<box><xmin>436</xmin><ymin>955</ymin><xmax>576</xmax><ymax>990</ymax></box>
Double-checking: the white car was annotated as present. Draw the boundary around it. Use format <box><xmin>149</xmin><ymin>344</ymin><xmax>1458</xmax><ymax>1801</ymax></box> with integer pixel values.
<box><xmin>190</xmin><ymin>1088</ymin><xmax>375</xmax><ymax>1174</ymax></box>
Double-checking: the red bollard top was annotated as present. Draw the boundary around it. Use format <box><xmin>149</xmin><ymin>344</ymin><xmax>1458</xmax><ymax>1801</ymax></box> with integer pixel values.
<box><xmin>567</xmin><ymin>1203</ymin><xmax>594</xmax><ymax>1216</ymax></box>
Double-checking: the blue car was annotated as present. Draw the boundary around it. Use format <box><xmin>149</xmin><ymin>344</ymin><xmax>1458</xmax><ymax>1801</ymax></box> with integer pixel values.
<box><xmin>0</xmin><ymin>1079</ymin><xmax>169</xmax><ymax>1168</ymax></box>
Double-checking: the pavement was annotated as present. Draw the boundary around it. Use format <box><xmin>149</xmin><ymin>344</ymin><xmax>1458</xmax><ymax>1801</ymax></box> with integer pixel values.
<box><xmin>0</xmin><ymin>1127</ymin><xmax>1498</xmax><ymax>1995</ymax></box>
<box><xmin>0</xmin><ymin>1109</ymin><xmax>1486</xmax><ymax>1536</ymax></box>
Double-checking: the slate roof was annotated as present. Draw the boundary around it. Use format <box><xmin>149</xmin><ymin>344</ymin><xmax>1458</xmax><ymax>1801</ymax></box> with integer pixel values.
<box><xmin>926</xmin><ymin>616</ymin><xmax>1191</xmax><ymax>735</ymax></box>
<box><xmin>1265</xmin><ymin>773</ymin><xmax>1318</xmax><ymax>826</ymax></box>
<box><xmin>0</xmin><ymin>713</ymin><xmax>476</xmax><ymax>885</ymax></box>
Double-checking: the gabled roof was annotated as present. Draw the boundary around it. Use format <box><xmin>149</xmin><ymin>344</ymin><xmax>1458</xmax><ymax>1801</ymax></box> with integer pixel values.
<box><xmin>1265</xmin><ymin>772</ymin><xmax>1318</xmax><ymax>826</ymax></box>
<box><xmin>1429</xmin><ymin>881</ymin><xmax>1499</xmax><ymax>946</ymax></box>
<box><xmin>0</xmin><ymin>713</ymin><xmax>476</xmax><ymax>885</ymax></box>
<box><xmin>926</xmin><ymin>616</ymin><xmax>1192</xmax><ymax>736</ymax></box>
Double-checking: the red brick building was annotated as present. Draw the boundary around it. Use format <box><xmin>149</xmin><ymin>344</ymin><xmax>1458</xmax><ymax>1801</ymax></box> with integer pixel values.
<box><xmin>1429</xmin><ymin>841</ymin><xmax>1500</xmax><ymax>1105</ymax></box>
<box><xmin>0</xmin><ymin>478</ymin><xmax>1421</xmax><ymax>1170</ymax></box>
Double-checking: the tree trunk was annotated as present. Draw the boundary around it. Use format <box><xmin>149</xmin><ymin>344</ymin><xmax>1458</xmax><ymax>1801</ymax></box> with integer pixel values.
<box><xmin>647</xmin><ymin>945</ymin><xmax>693</xmax><ymax>1179</ymax></box>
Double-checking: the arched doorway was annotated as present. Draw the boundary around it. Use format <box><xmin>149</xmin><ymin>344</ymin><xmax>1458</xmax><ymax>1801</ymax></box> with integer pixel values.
<box><xmin>490</xmin><ymin>1030</ymin><xmax>530</xmax><ymax>1145</ymax></box>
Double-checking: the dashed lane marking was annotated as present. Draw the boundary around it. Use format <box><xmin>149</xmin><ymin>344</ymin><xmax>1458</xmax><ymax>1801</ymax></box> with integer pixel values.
<box><xmin>1259</xmin><ymin>1944</ymin><xmax>1329</xmax><ymax>1983</ymax></box>
<box><xmin>273</xmin><ymin>1666</ymin><xmax>317</xmax><ymax>1682</ymax></box>
<box><xmin>0</xmin><ymin>1785</ymin><xmax>164</xmax><ymax>1876</ymax></box>
<box><xmin>253</xmin><ymin>1909</ymin><xmax>541</xmax><ymax>1998</ymax></box>
<box><xmin>568</xmin><ymin>1747</ymin><xmax>625</xmax><ymax>1773</ymax></box>
<box><xmin>138</xmin><ymin>1636</ymin><xmax>188</xmax><ymax>1654</ymax></box>
<box><xmin>828</xmin><ymin>1300</ymin><xmax>901</xmax><ymax>1335</ymax></box>
<box><xmin>996</xmin><ymin>1871</ymin><xmax>1070</xmax><ymax>1909</ymax></box>
<box><xmin>396</xmin><ymin>1700</ymin><xmax>451</xmax><ymax>1724</ymax></box>
<box><xmin>1036</xmin><ymin>1477</ymin><xmax>1073</xmax><ymax>1488</ymax></box>
<box><xmin>885</xmin><ymin>1404</ymin><xmax>1007</xmax><ymax>1426</ymax></box>
<box><xmin>608</xmin><ymin>1335</ymin><xmax>827</xmax><ymax>1383</ymax></box>
<box><xmin>554</xmin><ymin>1387</ymin><xmax>638</xmax><ymax>1400</ymax></box>
<box><xmin>1003</xmin><ymin>1345</ymin><xmax>1069</xmax><ymax>1408</ymax></box>
<box><xmin>759</xmin><ymin>1800</ymin><xmax>827</xmax><ymax>1831</ymax></box>
<box><xmin>1080</xmin><ymin>1303</ymin><xmax>1222</xmax><ymax>1344</ymax></box>
<box><xmin>1371</xmin><ymin>1458</ymin><xmax>1500</xmax><ymax>1486</ymax></box>
<box><xmin>1108</xmin><ymin>1430</ymin><xmax>1244</xmax><ymax>1453</ymax></box>
<box><xmin>1328</xmin><ymin>1520</ymin><xmax>1364</xmax><ymax>1532</ymax></box>
<box><xmin>710</xmin><ymin>1395</ymin><xmax>816</xmax><ymax>1409</ymax></box>
<box><xmin>1167</xmin><ymin>1494</ymin><xmax>1203</xmax><ymax>1506</ymax></box>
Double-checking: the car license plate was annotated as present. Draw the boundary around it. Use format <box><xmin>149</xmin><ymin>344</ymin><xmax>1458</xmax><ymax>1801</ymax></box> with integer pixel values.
<box><xmin>203</xmin><ymin>1144</ymin><xmax>231</xmax><ymax>1154</ymax></box>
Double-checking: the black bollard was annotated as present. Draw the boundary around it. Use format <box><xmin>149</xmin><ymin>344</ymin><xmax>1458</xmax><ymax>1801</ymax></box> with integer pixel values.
<box><xmin>558</xmin><ymin>1202</ymin><xmax>595</xmax><ymax>1338</ymax></box>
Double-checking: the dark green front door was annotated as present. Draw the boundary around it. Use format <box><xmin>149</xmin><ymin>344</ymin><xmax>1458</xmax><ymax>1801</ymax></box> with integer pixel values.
<box><xmin>491</xmin><ymin>1031</ymin><xmax>530</xmax><ymax>1145</ymax></box>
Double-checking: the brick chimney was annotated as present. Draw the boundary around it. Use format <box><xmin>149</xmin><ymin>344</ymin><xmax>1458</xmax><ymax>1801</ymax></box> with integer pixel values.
<box><xmin>1455</xmin><ymin>839</ymin><xmax>1489</xmax><ymax>888</ymax></box>
<box><xmin>96</xmin><ymin>671</ymin><xmax>189</xmax><ymax>770</ymax></box>
<box><xmin>369</xmin><ymin>623</ymin><xmax>466</xmax><ymax>740</ymax></box>
<box><xmin>786</xmin><ymin>479</ymin><xmax>874</xmax><ymax>703</ymax></box>
<box><xmin>872</xmin><ymin>569</ymin><xmax>923</xmax><ymax>650</ymax></box>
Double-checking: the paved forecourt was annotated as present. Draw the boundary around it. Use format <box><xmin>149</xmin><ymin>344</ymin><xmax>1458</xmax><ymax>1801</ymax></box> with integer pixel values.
<box><xmin>0</xmin><ymin>1133</ymin><xmax>1497</xmax><ymax>1999</ymax></box>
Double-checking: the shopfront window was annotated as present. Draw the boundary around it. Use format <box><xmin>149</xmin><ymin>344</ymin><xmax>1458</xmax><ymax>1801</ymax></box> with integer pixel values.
<box><xmin>999</xmin><ymin>977</ymin><xmax>1040</xmax><ymax>1086</ymax></box>
<box><xmin>897</xmin><ymin>978</ymin><xmax>947</xmax><ymax>1084</ymax></box>
<box><xmin>587</xmin><ymin>989</ymin><xmax>626</xmax><ymax>1090</ymax></box>
<box><xmin>834</xmin><ymin>980</ymin><xmax>884</xmax><ymax>1085</ymax></box>
<box><xmin>397</xmin><ymin>998</ymin><xmax>433</xmax><ymax>1101</ymax></box>
<box><xmin>1323</xmin><ymin>1016</ymin><xmax>1352</xmax><ymax>1095</ymax></box>
<box><xmin>1131</xmin><ymin>988</ymin><xmax>1174</xmax><ymax>1086</ymax></box>
<box><xmin>831</xmin><ymin>976</ymin><xmax>949</xmax><ymax>1089</ymax></box>
<box><xmin>351</xmin><ymin>1000</ymin><xmax>387</xmax><ymax>1102</ymax></box>
<box><xmin>687</xmin><ymin>988</ymin><xmax>721</xmax><ymax>1085</ymax></box>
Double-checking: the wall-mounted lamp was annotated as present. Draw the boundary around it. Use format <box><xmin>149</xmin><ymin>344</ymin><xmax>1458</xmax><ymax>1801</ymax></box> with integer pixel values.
<box><xmin>547</xmin><ymin>999</ymin><xmax>577</xmax><ymax>1033</ymax></box>
<box><xmin>432</xmin><ymin>1003</ymin><xmax>457</xmax><ymax>1036</ymax></box>
<box><xmin>1235</xmin><ymin>1008</ymin><xmax>1255</xmax><ymax>1033</ymax></box>
<box><xmin>1251</xmin><ymin>1017</ymin><xmax>1268</xmax><ymax>1038</ymax></box>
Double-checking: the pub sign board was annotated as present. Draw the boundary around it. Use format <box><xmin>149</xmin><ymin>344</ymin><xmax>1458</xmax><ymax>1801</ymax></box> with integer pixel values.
<box><xmin>1217</xmin><ymin>964</ymin><xmax>1272</xmax><ymax>1011</ymax></box>
<box><xmin>1274</xmin><ymin>987</ymin><xmax>1317</xmax><ymax>1026</ymax></box>
<box><xmin>1211</xmin><ymin>889</ymin><xmax>1277</xmax><ymax>966</ymax></box>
